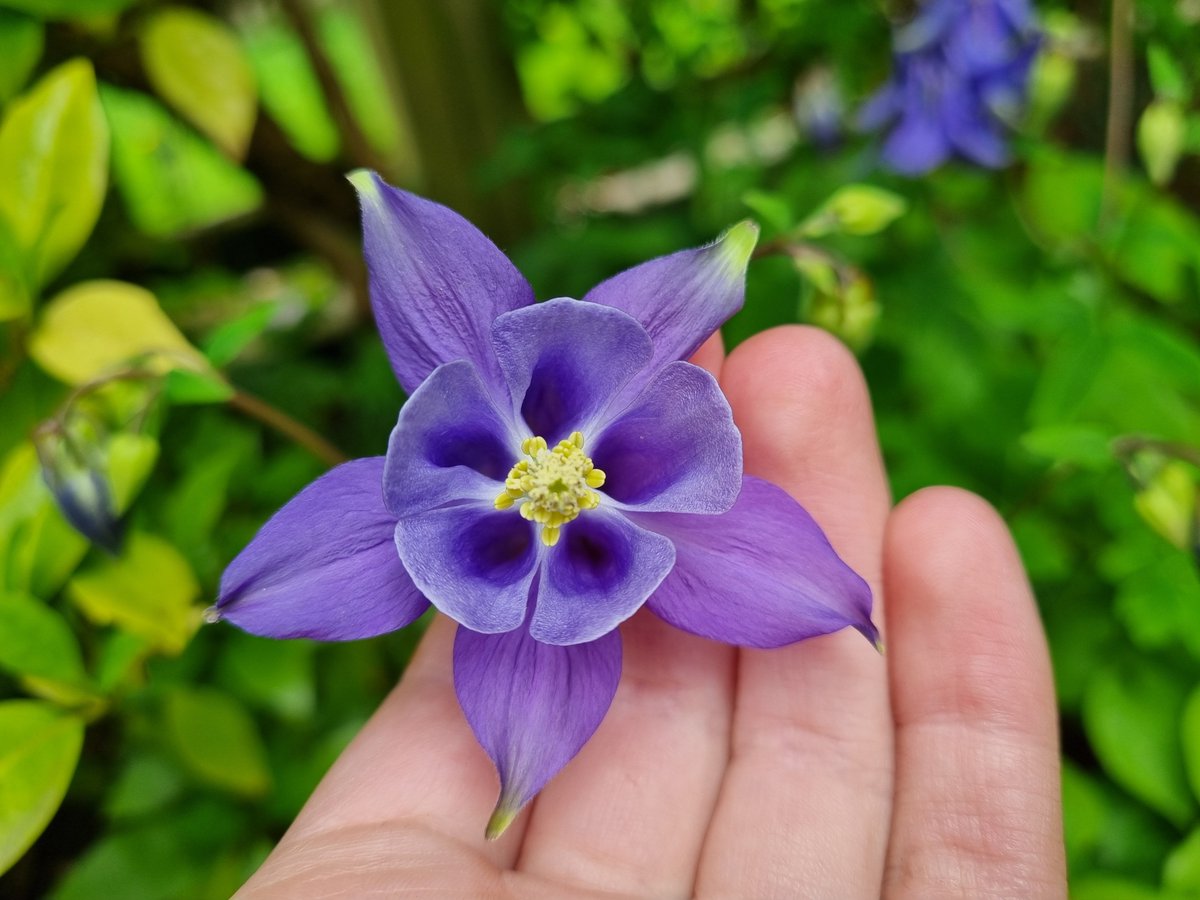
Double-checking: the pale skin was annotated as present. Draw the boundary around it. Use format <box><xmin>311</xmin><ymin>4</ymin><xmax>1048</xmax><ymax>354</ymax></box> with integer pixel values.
<box><xmin>237</xmin><ymin>325</ymin><xmax>1068</xmax><ymax>899</ymax></box>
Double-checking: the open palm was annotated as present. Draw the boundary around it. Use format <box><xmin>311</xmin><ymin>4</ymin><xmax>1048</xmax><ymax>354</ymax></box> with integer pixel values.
<box><xmin>235</xmin><ymin>327</ymin><xmax>1066</xmax><ymax>900</ymax></box>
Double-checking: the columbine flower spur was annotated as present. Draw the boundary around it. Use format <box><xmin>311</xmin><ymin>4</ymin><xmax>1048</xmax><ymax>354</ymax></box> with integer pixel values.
<box><xmin>214</xmin><ymin>171</ymin><xmax>878</xmax><ymax>838</ymax></box>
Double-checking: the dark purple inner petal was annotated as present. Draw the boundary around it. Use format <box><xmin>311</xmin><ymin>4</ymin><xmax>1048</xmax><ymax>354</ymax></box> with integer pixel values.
<box><xmin>520</xmin><ymin>351</ymin><xmax>592</xmax><ymax>443</ymax></box>
<box><xmin>589</xmin><ymin>423</ymin><xmax>669</xmax><ymax>506</ymax></box>
<box><xmin>425</xmin><ymin>424</ymin><xmax>513</xmax><ymax>481</ymax></box>
<box><xmin>462</xmin><ymin>511</ymin><xmax>538</xmax><ymax>584</ymax></box>
<box><xmin>555</xmin><ymin>516</ymin><xmax>633</xmax><ymax>593</ymax></box>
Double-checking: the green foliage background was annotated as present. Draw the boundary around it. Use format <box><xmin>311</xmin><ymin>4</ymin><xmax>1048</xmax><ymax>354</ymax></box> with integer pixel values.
<box><xmin>0</xmin><ymin>0</ymin><xmax>1198</xmax><ymax>896</ymax></box>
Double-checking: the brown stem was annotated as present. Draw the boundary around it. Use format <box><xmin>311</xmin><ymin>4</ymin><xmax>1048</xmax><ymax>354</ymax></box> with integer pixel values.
<box><xmin>1101</xmin><ymin>0</ymin><xmax>1135</xmax><ymax>223</ymax></box>
<box><xmin>278</xmin><ymin>0</ymin><xmax>393</xmax><ymax>176</ymax></box>
<box><xmin>227</xmin><ymin>389</ymin><xmax>348</xmax><ymax>467</ymax></box>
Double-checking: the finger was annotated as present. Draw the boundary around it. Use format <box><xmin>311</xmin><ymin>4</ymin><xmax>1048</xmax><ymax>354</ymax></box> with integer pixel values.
<box><xmin>698</xmin><ymin>326</ymin><xmax>894</xmax><ymax>898</ymax></box>
<box><xmin>882</xmin><ymin>487</ymin><xmax>1066</xmax><ymax>899</ymax></box>
<box><xmin>252</xmin><ymin>615</ymin><xmax>527</xmax><ymax>880</ymax></box>
<box><xmin>515</xmin><ymin>610</ymin><xmax>736</xmax><ymax>895</ymax></box>
<box><xmin>691</xmin><ymin>331</ymin><xmax>726</xmax><ymax>378</ymax></box>
<box><xmin>514</xmin><ymin>330</ymin><xmax>736</xmax><ymax>896</ymax></box>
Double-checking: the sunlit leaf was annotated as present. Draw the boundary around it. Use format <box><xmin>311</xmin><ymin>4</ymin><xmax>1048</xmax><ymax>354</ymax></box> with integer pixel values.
<box><xmin>140</xmin><ymin>7</ymin><xmax>257</xmax><ymax>159</ymax></box>
<box><xmin>801</xmin><ymin>184</ymin><xmax>907</xmax><ymax>237</ymax></box>
<box><xmin>29</xmin><ymin>280</ymin><xmax>216</xmax><ymax>386</ymax></box>
<box><xmin>0</xmin><ymin>700</ymin><xmax>84</xmax><ymax>876</ymax></box>
<box><xmin>1165</xmin><ymin>827</ymin><xmax>1200</xmax><ymax>893</ymax></box>
<box><xmin>0</xmin><ymin>59</ymin><xmax>108</xmax><ymax>290</ymax></box>
<box><xmin>67</xmin><ymin>532</ymin><xmax>200</xmax><ymax>655</ymax></box>
<box><xmin>1083</xmin><ymin>662</ymin><xmax>1194</xmax><ymax>827</ymax></box>
<box><xmin>163</xmin><ymin>687</ymin><xmax>271</xmax><ymax>796</ymax></box>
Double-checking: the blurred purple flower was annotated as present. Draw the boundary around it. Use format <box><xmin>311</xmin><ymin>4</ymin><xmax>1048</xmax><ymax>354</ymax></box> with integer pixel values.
<box><xmin>214</xmin><ymin>172</ymin><xmax>877</xmax><ymax>837</ymax></box>
<box><xmin>861</xmin><ymin>0</ymin><xmax>1041</xmax><ymax>175</ymax></box>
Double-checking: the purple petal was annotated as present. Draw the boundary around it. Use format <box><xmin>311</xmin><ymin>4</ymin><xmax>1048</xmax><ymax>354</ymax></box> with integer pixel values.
<box><xmin>580</xmin><ymin>222</ymin><xmax>758</xmax><ymax>382</ymax></box>
<box><xmin>858</xmin><ymin>83</ymin><xmax>899</xmax><ymax>131</ymax></box>
<box><xmin>384</xmin><ymin>360</ymin><xmax>519</xmax><ymax>517</ymax></box>
<box><xmin>394</xmin><ymin>503</ymin><xmax>538</xmax><ymax>634</ymax></box>
<box><xmin>350</xmin><ymin>171</ymin><xmax>534</xmax><ymax>395</ymax></box>
<box><xmin>530</xmin><ymin>508</ymin><xmax>675</xmax><ymax>645</ymax></box>
<box><xmin>882</xmin><ymin>108</ymin><xmax>951</xmax><ymax>175</ymax></box>
<box><xmin>454</xmin><ymin>622</ymin><xmax>621</xmax><ymax>838</ymax></box>
<box><xmin>943</xmin><ymin>88</ymin><xmax>1011</xmax><ymax>168</ymax></box>
<box><xmin>217</xmin><ymin>458</ymin><xmax>429</xmax><ymax>640</ymax></box>
<box><xmin>635</xmin><ymin>476</ymin><xmax>877</xmax><ymax>648</ymax></box>
<box><xmin>491</xmin><ymin>298</ymin><xmax>652</xmax><ymax>443</ymax></box>
<box><xmin>894</xmin><ymin>0</ymin><xmax>958</xmax><ymax>54</ymax></box>
<box><xmin>592</xmin><ymin>361</ymin><xmax>741</xmax><ymax>514</ymax></box>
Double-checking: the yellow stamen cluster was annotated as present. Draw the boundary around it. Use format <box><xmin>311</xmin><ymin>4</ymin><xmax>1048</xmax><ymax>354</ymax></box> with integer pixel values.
<box><xmin>495</xmin><ymin>431</ymin><xmax>605</xmax><ymax>547</ymax></box>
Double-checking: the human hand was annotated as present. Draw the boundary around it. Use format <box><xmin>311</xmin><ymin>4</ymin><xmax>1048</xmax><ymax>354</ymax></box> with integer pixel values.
<box><xmin>235</xmin><ymin>326</ymin><xmax>1067</xmax><ymax>899</ymax></box>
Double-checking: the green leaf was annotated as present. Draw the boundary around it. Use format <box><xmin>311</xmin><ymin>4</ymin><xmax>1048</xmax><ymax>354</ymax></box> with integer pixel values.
<box><xmin>67</xmin><ymin>532</ymin><xmax>200</xmax><ymax>655</ymax></box>
<box><xmin>0</xmin><ymin>59</ymin><xmax>108</xmax><ymax>290</ymax></box>
<box><xmin>0</xmin><ymin>592</ymin><xmax>86</xmax><ymax>686</ymax></box>
<box><xmin>0</xmin><ymin>0</ymin><xmax>137</xmax><ymax>19</ymax></box>
<box><xmin>1149</xmin><ymin>44</ymin><xmax>1190</xmax><ymax>104</ymax></box>
<box><xmin>163</xmin><ymin>368</ymin><xmax>235</xmax><ymax>405</ymax></box>
<box><xmin>0</xmin><ymin>700</ymin><xmax>84</xmax><ymax>876</ymax></box>
<box><xmin>29</xmin><ymin>280</ymin><xmax>217</xmax><ymax>386</ymax></box>
<box><xmin>1165</xmin><ymin>827</ymin><xmax>1200</xmax><ymax>892</ymax></box>
<box><xmin>1181</xmin><ymin>686</ymin><xmax>1200</xmax><ymax>807</ymax></box>
<box><xmin>100</xmin><ymin>85</ymin><xmax>263</xmax><ymax>238</ymax></box>
<box><xmin>1020</xmin><ymin>424</ymin><xmax>1114</xmax><ymax>471</ymax></box>
<box><xmin>1138</xmin><ymin>100</ymin><xmax>1186</xmax><ymax>186</ymax></box>
<box><xmin>801</xmin><ymin>184</ymin><xmax>907</xmax><ymax>237</ymax></box>
<box><xmin>140</xmin><ymin>7</ymin><xmax>257</xmax><ymax>159</ymax></box>
<box><xmin>1083</xmin><ymin>662</ymin><xmax>1195</xmax><ymax>827</ymax></box>
<box><xmin>1071</xmin><ymin>878</ymin><xmax>1177</xmax><ymax>900</ymax></box>
<box><xmin>202</xmin><ymin>301</ymin><xmax>277</xmax><ymax>368</ymax></box>
<box><xmin>163</xmin><ymin>687</ymin><xmax>270</xmax><ymax>796</ymax></box>
<box><xmin>0</xmin><ymin>10</ymin><xmax>42</xmax><ymax>104</ymax></box>
<box><xmin>216</xmin><ymin>633</ymin><xmax>315</xmax><ymax>722</ymax></box>
<box><xmin>740</xmin><ymin>189</ymin><xmax>794</xmax><ymax>235</ymax></box>
<box><xmin>104</xmin><ymin>754</ymin><xmax>184</xmax><ymax>821</ymax></box>
<box><xmin>0</xmin><ymin>443</ymin><xmax>89</xmax><ymax>598</ymax></box>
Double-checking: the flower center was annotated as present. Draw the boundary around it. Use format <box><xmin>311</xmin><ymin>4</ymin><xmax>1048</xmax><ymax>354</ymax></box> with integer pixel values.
<box><xmin>494</xmin><ymin>431</ymin><xmax>606</xmax><ymax>547</ymax></box>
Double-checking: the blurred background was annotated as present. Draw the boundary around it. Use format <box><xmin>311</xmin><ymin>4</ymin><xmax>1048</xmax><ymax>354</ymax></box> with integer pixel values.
<box><xmin>0</xmin><ymin>0</ymin><xmax>1197</xmax><ymax>896</ymax></box>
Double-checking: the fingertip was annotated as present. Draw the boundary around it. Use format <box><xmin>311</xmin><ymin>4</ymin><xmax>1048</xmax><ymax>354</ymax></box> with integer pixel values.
<box><xmin>689</xmin><ymin>331</ymin><xmax>726</xmax><ymax>378</ymax></box>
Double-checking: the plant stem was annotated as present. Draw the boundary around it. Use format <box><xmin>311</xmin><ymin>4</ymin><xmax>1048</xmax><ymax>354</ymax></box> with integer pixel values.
<box><xmin>228</xmin><ymin>389</ymin><xmax>348</xmax><ymax>467</ymax></box>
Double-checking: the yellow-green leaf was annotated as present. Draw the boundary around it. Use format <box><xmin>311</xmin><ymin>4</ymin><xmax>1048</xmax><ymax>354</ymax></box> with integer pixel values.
<box><xmin>0</xmin><ymin>59</ymin><xmax>108</xmax><ymax>291</ymax></box>
<box><xmin>0</xmin><ymin>700</ymin><xmax>84</xmax><ymax>876</ymax></box>
<box><xmin>67</xmin><ymin>532</ymin><xmax>201</xmax><ymax>655</ymax></box>
<box><xmin>140</xmin><ymin>7</ymin><xmax>257</xmax><ymax>159</ymax></box>
<box><xmin>801</xmin><ymin>185</ymin><xmax>907</xmax><ymax>238</ymax></box>
<box><xmin>1138</xmin><ymin>100</ymin><xmax>1186</xmax><ymax>187</ymax></box>
<box><xmin>163</xmin><ymin>687</ymin><xmax>270</xmax><ymax>796</ymax></box>
<box><xmin>29</xmin><ymin>280</ymin><xmax>217</xmax><ymax>386</ymax></box>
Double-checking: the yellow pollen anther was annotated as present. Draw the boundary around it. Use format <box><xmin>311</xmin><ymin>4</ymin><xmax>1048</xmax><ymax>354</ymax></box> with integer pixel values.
<box><xmin>494</xmin><ymin>430</ymin><xmax>605</xmax><ymax>545</ymax></box>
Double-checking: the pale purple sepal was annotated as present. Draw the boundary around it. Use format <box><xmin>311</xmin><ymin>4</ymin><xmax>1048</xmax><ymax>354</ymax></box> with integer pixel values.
<box><xmin>530</xmin><ymin>507</ymin><xmax>675</xmax><ymax>646</ymax></box>
<box><xmin>217</xmin><ymin>457</ymin><xmax>429</xmax><ymax>640</ymax></box>
<box><xmin>637</xmin><ymin>476</ymin><xmax>878</xmax><ymax>648</ymax></box>
<box><xmin>593</xmin><ymin>361</ymin><xmax>742</xmax><ymax>515</ymax></box>
<box><xmin>350</xmin><ymin>170</ymin><xmax>534</xmax><ymax>395</ymax></box>
<box><xmin>454</xmin><ymin>621</ymin><xmax>622</xmax><ymax>838</ymax></box>
<box><xmin>581</xmin><ymin>222</ymin><xmax>758</xmax><ymax>383</ymax></box>
<box><xmin>384</xmin><ymin>360</ymin><xmax>516</xmax><ymax>517</ymax></box>
<box><xmin>490</xmin><ymin>298</ymin><xmax>652</xmax><ymax>443</ymax></box>
<box><xmin>394</xmin><ymin>502</ymin><xmax>538</xmax><ymax>634</ymax></box>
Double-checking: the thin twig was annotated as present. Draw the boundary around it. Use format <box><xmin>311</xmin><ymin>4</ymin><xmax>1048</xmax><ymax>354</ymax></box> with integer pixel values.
<box><xmin>278</xmin><ymin>0</ymin><xmax>393</xmax><ymax>176</ymax></box>
<box><xmin>1101</xmin><ymin>0</ymin><xmax>1134</xmax><ymax>223</ymax></box>
<box><xmin>228</xmin><ymin>389</ymin><xmax>349</xmax><ymax>467</ymax></box>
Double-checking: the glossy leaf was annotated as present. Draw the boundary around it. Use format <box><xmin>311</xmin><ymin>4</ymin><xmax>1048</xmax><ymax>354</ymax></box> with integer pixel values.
<box><xmin>29</xmin><ymin>280</ymin><xmax>216</xmax><ymax>386</ymax></box>
<box><xmin>67</xmin><ymin>532</ymin><xmax>200</xmax><ymax>655</ymax></box>
<box><xmin>0</xmin><ymin>59</ymin><xmax>108</xmax><ymax>291</ymax></box>
<box><xmin>0</xmin><ymin>700</ymin><xmax>84</xmax><ymax>876</ymax></box>
<box><xmin>140</xmin><ymin>7</ymin><xmax>257</xmax><ymax>159</ymax></box>
<box><xmin>163</xmin><ymin>688</ymin><xmax>270</xmax><ymax>796</ymax></box>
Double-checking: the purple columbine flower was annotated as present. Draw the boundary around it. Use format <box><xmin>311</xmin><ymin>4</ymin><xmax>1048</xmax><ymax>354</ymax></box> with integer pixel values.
<box><xmin>214</xmin><ymin>171</ymin><xmax>877</xmax><ymax>838</ymax></box>
<box><xmin>860</xmin><ymin>0</ymin><xmax>1041</xmax><ymax>175</ymax></box>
